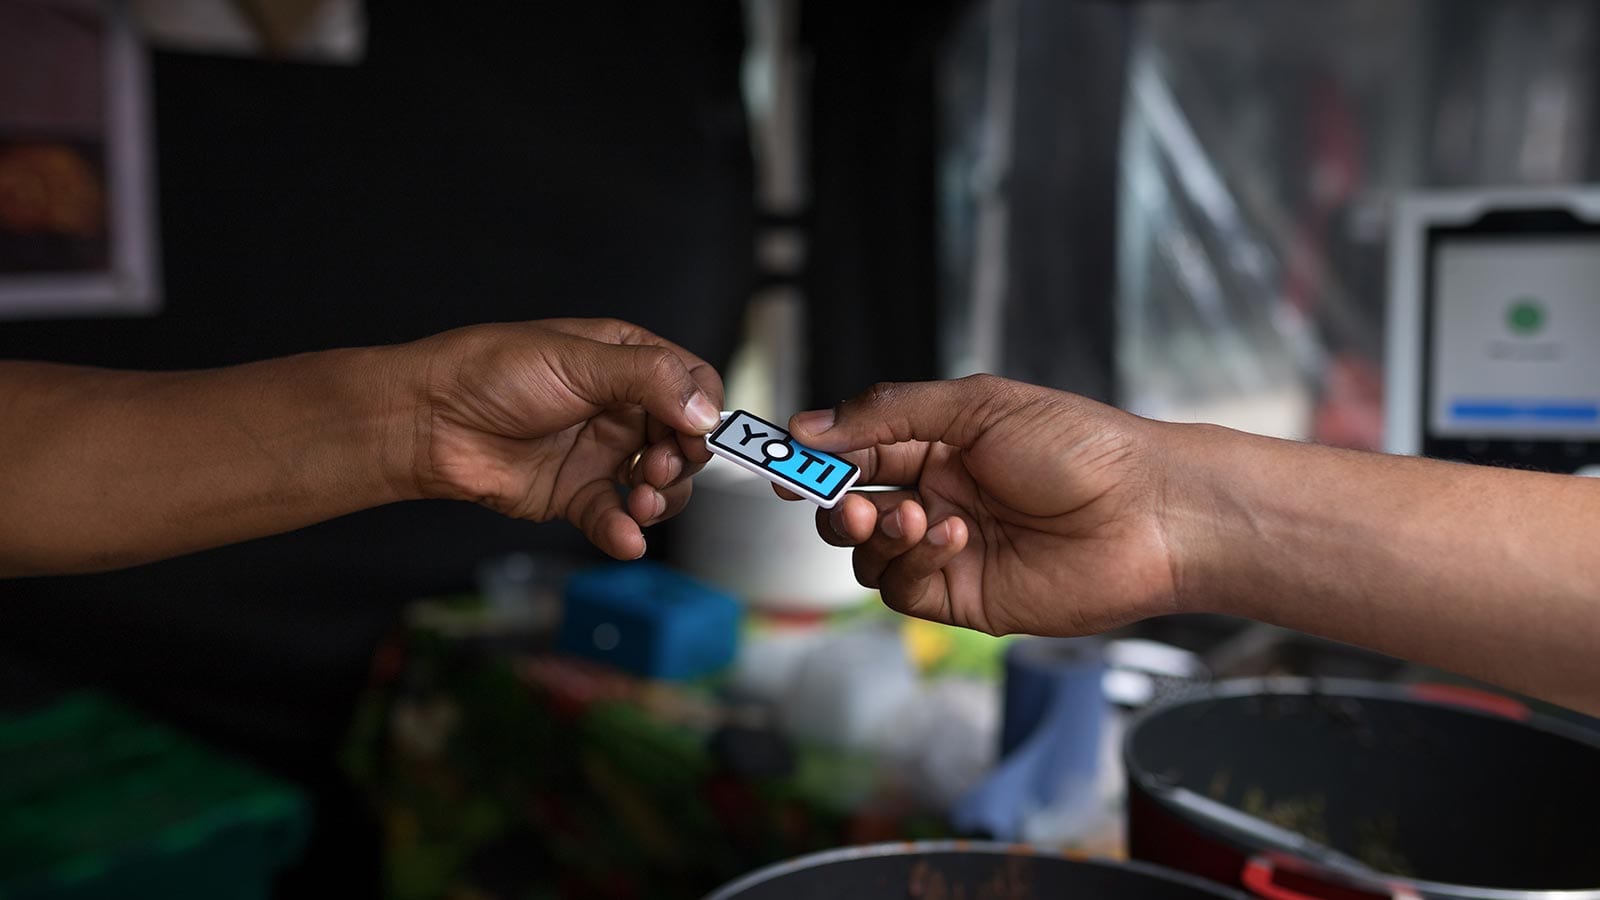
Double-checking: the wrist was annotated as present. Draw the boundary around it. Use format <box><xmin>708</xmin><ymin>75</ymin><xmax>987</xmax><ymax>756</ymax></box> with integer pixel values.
<box><xmin>382</xmin><ymin>326</ymin><xmax>511</xmax><ymax>505</ymax></box>
<box><xmin>360</xmin><ymin>340</ymin><xmax>436</xmax><ymax>503</ymax></box>
<box><xmin>1148</xmin><ymin>420</ymin><xmax>1256</xmax><ymax>618</ymax></box>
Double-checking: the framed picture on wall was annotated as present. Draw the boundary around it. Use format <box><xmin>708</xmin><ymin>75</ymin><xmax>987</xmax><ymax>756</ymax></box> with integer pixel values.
<box><xmin>0</xmin><ymin>0</ymin><xmax>159</xmax><ymax>318</ymax></box>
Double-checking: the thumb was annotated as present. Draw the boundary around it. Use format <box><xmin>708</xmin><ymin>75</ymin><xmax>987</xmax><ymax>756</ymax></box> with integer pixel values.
<box><xmin>559</xmin><ymin>341</ymin><xmax>723</xmax><ymax>436</ymax></box>
<box><xmin>789</xmin><ymin>374</ymin><xmax>1023</xmax><ymax>453</ymax></box>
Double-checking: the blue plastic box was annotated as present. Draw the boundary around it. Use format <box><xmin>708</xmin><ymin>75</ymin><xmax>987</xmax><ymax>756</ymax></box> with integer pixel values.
<box><xmin>557</xmin><ymin>562</ymin><xmax>741</xmax><ymax>680</ymax></box>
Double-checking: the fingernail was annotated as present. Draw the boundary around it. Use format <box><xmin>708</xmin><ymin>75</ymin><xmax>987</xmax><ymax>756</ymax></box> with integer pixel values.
<box><xmin>685</xmin><ymin>393</ymin><xmax>721</xmax><ymax>432</ymax></box>
<box><xmin>881</xmin><ymin>510</ymin><xmax>903</xmax><ymax>540</ymax></box>
<box><xmin>634</xmin><ymin>538</ymin><xmax>648</xmax><ymax>560</ymax></box>
<box><xmin>927</xmin><ymin>521</ymin><xmax>950</xmax><ymax>546</ymax></box>
<box><xmin>792</xmin><ymin>409</ymin><xmax>835</xmax><ymax>436</ymax></box>
<box><xmin>652</xmin><ymin>491</ymin><xmax>667</xmax><ymax>520</ymax></box>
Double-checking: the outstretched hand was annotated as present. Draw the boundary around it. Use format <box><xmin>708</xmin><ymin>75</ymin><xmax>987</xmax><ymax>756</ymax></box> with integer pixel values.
<box><xmin>410</xmin><ymin>318</ymin><xmax>724</xmax><ymax>559</ymax></box>
<box><xmin>784</xmin><ymin>375</ymin><xmax>1183</xmax><ymax>636</ymax></box>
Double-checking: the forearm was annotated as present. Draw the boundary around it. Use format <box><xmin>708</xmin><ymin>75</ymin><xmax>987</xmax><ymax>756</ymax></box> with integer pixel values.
<box><xmin>0</xmin><ymin>348</ymin><xmax>421</xmax><ymax>576</ymax></box>
<box><xmin>1167</xmin><ymin>424</ymin><xmax>1600</xmax><ymax>713</ymax></box>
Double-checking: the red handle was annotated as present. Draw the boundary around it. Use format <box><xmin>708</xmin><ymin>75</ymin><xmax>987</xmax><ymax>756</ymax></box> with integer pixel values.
<box><xmin>1408</xmin><ymin>683</ymin><xmax>1529</xmax><ymax>721</ymax></box>
<box><xmin>1242</xmin><ymin>857</ymin><xmax>1324</xmax><ymax>900</ymax></box>
<box><xmin>1243</xmin><ymin>857</ymin><xmax>1421</xmax><ymax>900</ymax></box>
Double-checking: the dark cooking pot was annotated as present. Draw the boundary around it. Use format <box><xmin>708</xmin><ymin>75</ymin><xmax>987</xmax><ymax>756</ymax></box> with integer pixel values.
<box><xmin>705</xmin><ymin>840</ymin><xmax>1245</xmax><ymax>900</ymax></box>
<box><xmin>1124</xmin><ymin>678</ymin><xmax>1600</xmax><ymax>900</ymax></box>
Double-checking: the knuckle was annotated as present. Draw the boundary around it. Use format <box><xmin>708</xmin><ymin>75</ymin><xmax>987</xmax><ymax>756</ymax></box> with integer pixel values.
<box><xmin>590</xmin><ymin>317</ymin><xmax>628</xmax><ymax>337</ymax></box>
<box><xmin>857</xmin><ymin>381</ymin><xmax>900</xmax><ymax>409</ymax></box>
<box><xmin>640</xmin><ymin>346</ymin><xmax>687</xmax><ymax>384</ymax></box>
<box><xmin>876</xmin><ymin>578</ymin><xmax>917</xmax><ymax>616</ymax></box>
<box><xmin>666</xmin><ymin>481</ymin><xmax>692</xmax><ymax>511</ymax></box>
<box><xmin>985</xmin><ymin>619</ymin><xmax>1018</xmax><ymax>638</ymax></box>
<box><xmin>851</xmin><ymin>552</ymin><xmax>881</xmax><ymax>590</ymax></box>
<box><xmin>576</xmin><ymin>485</ymin><xmax>603</xmax><ymax>525</ymax></box>
<box><xmin>879</xmin><ymin>593</ymin><xmax>913</xmax><ymax>616</ymax></box>
<box><xmin>959</xmin><ymin>372</ymin><xmax>1007</xmax><ymax>394</ymax></box>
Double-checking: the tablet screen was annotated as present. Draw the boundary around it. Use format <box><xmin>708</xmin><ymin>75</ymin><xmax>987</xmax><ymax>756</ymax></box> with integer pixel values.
<box><xmin>1429</xmin><ymin>236</ymin><xmax>1600</xmax><ymax>439</ymax></box>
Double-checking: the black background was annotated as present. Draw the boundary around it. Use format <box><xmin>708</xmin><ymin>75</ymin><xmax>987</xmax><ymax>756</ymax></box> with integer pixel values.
<box><xmin>0</xmin><ymin>3</ymin><xmax>755</xmax><ymax>894</ymax></box>
<box><xmin>0</xmin><ymin>2</ymin><xmax>971</xmax><ymax>894</ymax></box>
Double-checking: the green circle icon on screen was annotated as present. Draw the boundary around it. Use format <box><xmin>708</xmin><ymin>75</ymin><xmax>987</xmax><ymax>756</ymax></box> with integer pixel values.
<box><xmin>1506</xmin><ymin>298</ymin><xmax>1545</xmax><ymax>336</ymax></box>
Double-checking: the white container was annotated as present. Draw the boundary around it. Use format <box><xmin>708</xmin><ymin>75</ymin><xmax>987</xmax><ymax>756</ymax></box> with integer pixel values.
<box><xmin>779</xmin><ymin>629</ymin><xmax>919</xmax><ymax>751</ymax></box>
<box><xmin>675</xmin><ymin>456</ymin><xmax>868</xmax><ymax>612</ymax></box>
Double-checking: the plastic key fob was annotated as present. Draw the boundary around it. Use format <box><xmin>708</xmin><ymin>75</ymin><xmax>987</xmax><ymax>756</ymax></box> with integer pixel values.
<box><xmin>706</xmin><ymin>410</ymin><xmax>861</xmax><ymax>508</ymax></box>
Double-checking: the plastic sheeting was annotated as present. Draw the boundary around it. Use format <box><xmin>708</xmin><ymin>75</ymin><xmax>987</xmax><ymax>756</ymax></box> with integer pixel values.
<box><xmin>940</xmin><ymin>0</ymin><xmax>1600</xmax><ymax>447</ymax></box>
<box><xmin>1119</xmin><ymin>0</ymin><xmax>1600</xmax><ymax>446</ymax></box>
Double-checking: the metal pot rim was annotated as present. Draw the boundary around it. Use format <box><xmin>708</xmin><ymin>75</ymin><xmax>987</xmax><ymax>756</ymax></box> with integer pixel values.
<box><xmin>702</xmin><ymin>839</ymin><xmax>1246</xmax><ymax>900</ymax></box>
<box><xmin>1122</xmin><ymin>676</ymin><xmax>1600</xmax><ymax>900</ymax></box>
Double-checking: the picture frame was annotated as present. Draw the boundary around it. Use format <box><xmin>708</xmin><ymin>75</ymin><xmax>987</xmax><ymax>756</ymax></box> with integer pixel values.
<box><xmin>0</xmin><ymin>0</ymin><xmax>160</xmax><ymax>318</ymax></box>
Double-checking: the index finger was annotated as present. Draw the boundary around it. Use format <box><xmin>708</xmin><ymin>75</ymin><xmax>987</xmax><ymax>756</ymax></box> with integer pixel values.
<box><xmin>788</xmin><ymin>375</ymin><xmax>1020</xmax><ymax>454</ymax></box>
<box><xmin>543</xmin><ymin>317</ymin><xmax>725</xmax><ymax>413</ymax></box>
<box><xmin>771</xmin><ymin>432</ymin><xmax>935</xmax><ymax>489</ymax></box>
<box><xmin>547</xmin><ymin>318</ymin><xmax>724</xmax><ymax>461</ymax></box>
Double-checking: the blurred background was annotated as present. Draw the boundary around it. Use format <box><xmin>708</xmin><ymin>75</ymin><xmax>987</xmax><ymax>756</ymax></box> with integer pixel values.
<box><xmin>3</xmin><ymin>1</ymin><xmax>1600</xmax><ymax>898</ymax></box>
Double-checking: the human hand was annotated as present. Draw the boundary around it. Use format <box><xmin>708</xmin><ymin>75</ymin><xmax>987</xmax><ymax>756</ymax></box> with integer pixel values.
<box><xmin>402</xmin><ymin>318</ymin><xmax>723</xmax><ymax>559</ymax></box>
<box><xmin>785</xmin><ymin>375</ymin><xmax>1184</xmax><ymax>636</ymax></box>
